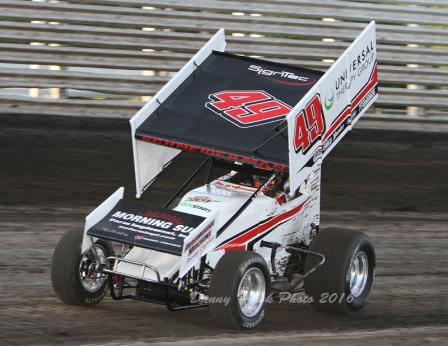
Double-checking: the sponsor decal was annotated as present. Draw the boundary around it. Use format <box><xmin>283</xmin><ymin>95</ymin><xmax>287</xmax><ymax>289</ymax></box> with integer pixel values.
<box><xmin>324</xmin><ymin>89</ymin><xmax>334</xmax><ymax>111</ymax></box>
<box><xmin>312</xmin><ymin>148</ymin><xmax>322</xmax><ymax>163</ymax></box>
<box><xmin>136</xmin><ymin>135</ymin><xmax>287</xmax><ymax>171</ymax></box>
<box><xmin>292</xmin><ymin>94</ymin><xmax>326</xmax><ymax>154</ymax></box>
<box><xmin>110</xmin><ymin>210</ymin><xmax>197</xmax><ymax>234</ymax></box>
<box><xmin>180</xmin><ymin>217</ymin><xmax>217</xmax><ymax>276</ymax></box>
<box><xmin>184</xmin><ymin>221</ymin><xmax>214</xmax><ymax>260</ymax></box>
<box><xmin>358</xmin><ymin>88</ymin><xmax>376</xmax><ymax>111</ymax></box>
<box><xmin>140</xmin><ymin>210</ymin><xmax>183</xmax><ymax>226</ymax></box>
<box><xmin>186</xmin><ymin>196</ymin><xmax>219</xmax><ymax>203</ymax></box>
<box><xmin>87</xmin><ymin>201</ymin><xmax>205</xmax><ymax>255</ymax></box>
<box><xmin>205</xmin><ymin>90</ymin><xmax>291</xmax><ymax>128</ymax></box>
<box><xmin>213</xmin><ymin>180</ymin><xmax>257</xmax><ymax>193</ymax></box>
<box><xmin>247</xmin><ymin>65</ymin><xmax>316</xmax><ymax>86</ymax></box>
<box><xmin>101</xmin><ymin>228</ymin><xmax>129</xmax><ymax>238</ymax></box>
<box><xmin>179</xmin><ymin>201</ymin><xmax>212</xmax><ymax>213</ymax></box>
<box><xmin>335</xmin><ymin>41</ymin><xmax>376</xmax><ymax>101</ymax></box>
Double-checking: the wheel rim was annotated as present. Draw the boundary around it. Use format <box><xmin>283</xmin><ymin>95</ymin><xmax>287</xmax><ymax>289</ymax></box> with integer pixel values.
<box><xmin>79</xmin><ymin>245</ymin><xmax>107</xmax><ymax>293</ymax></box>
<box><xmin>237</xmin><ymin>267</ymin><xmax>266</xmax><ymax>318</ymax></box>
<box><xmin>349</xmin><ymin>251</ymin><xmax>369</xmax><ymax>297</ymax></box>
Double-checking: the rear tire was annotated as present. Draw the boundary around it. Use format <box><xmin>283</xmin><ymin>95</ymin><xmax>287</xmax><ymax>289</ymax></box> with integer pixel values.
<box><xmin>51</xmin><ymin>228</ymin><xmax>113</xmax><ymax>306</ymax></box>
<box><xmin>209</xmin><ymin>250</ymin><xmax>271</xmax><ymax>329</ymax></box>
<box><xmin>304</xmin><ymin>228</ymin><xmax>375</xmax><ymax>314</ymax></box>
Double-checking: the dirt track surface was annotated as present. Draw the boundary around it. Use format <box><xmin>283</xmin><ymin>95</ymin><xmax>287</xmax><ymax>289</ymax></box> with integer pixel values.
<box><xmin>1</xmin><ymin>115</ymin><xmax>447</xmax><ymax>345</ymax></box>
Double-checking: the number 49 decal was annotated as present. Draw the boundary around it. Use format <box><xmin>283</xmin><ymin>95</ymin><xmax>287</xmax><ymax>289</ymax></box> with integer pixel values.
<box><xmin>293</xmin><ymin>94</ymin><xmax>326</xmax><ymax>154</ymax></box>
<box><xmin>206</xmin><ymin>90</ymin><xmax>291</xmax><ymax>128</ymax></box>
<box><xmin>205</xmin><ymin>90</ymin><xmax>326</xmax><ymax>154</ymax></box>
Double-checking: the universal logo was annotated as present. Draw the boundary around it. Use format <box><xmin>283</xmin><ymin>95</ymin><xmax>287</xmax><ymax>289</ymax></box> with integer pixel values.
<box><xmin>324</xmin><ymin>89</ymin><xmax>335</xmax><ymax>111</ymax></box>
<box><xmin>335</xmin><ymin>41</ymin><xmax>376</xmax><ymax>100</ymax></box>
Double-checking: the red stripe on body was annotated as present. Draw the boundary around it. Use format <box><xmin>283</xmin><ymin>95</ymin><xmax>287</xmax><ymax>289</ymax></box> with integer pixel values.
<box><xmin>352</xmin><ymin>64</ymin><xmax>378</xmax><ymax>108</ymax></box>
<box><xmin>322</xmin><ymin>107</ymin><xmax>351</xmax><ymax>141</ymax></box>
<box><xmin>215</xmin><ymin>201</ymin><xmax>306</xmax><ymax>252</ymax></box>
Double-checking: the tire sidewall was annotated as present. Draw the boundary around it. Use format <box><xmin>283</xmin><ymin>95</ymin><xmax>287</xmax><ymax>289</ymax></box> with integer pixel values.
<box><xmin>304</xmin><ymin>229</ymin><xmax>376</xmax><ymax>315</ymax></box>
<box><xmin>229</xmin><ymin>255</ymin><xmax>270</xmax><ymax>329</ymax></box>
<box><xmin>344</xmin><ymin>237</ymin><xmax>375</xmax><ymax>313</ymax></box>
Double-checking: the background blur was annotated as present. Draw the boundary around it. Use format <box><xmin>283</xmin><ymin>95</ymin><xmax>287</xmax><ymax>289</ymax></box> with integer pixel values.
<box><xmin>0</xmin><ymin>0</ymin><xmax>447</xmax><ymax>123</ymax></box>
<box><xmin>1</xmin><ymin>1</ymin><xmax>447</xmax><ymax>345</ymax></box>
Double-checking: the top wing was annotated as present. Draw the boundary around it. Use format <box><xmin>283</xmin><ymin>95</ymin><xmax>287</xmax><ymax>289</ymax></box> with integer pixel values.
<box><xmin>130</xmin><ymin>29</ymin><xmax>227</xmax><ymax>198</ymax></box>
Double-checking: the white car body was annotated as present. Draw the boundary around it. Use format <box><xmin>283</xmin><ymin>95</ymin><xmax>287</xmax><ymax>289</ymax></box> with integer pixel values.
<box><xmin>82</xmin><ymin>21</ymin><xmax>377</xmax><ymax>287</ymax></box>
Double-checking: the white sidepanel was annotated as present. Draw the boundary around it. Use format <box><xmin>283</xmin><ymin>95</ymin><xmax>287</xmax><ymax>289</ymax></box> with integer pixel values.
<box><xmin>130</xmin><ymin>29</ymin><xmax>227</xmax><ymax>198</ymax></box>
<box><xmin>179</xmin><ymin>211</ymin><xmax>218</xmax><ymax>277</ymax></box>
<box><xmin>82</xmin><ymin>187</ymin><xmax>124</xmax><ymax>253</ymax></box>
<box><xmin>287</xmin><ymin>21</ymin><xmax>377</xmax><ymax>196</ymax></box>
<box><xmin>206</xmin><ymin>193</ymin><xmax>278</xmax><ymax>269</ymax></box>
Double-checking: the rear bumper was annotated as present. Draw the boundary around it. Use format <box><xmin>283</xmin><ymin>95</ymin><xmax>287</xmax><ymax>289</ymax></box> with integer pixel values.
<box><xmin>102</xmin><ymin>256</ymin><xmax>208</xmax><ymax>311</ymax></box>
<box><xmin>104</xmin><ymin>256</ymin><xmax>162</xmax><ymax>283</ymax></box>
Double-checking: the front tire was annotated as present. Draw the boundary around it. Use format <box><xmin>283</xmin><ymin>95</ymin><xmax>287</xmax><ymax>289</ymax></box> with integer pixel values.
<box><xmin>51</xmin><ymin>228</ymin><xmax>113</xmax><ymax>306</ymax></box>
<box><xmin>304</xmin><ymin>228</ymin><xmax>375</xmax><ymax>314</ymax></box>
<box><xmin>209</xmin><ymin>250</ymin><xmax>271</xmax><ymax>329</ymax></box>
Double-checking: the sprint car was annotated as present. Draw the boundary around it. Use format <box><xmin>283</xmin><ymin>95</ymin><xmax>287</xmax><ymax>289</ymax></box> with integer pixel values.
<box><xmin>52</xmin><ymin>22</ymin><xmax>378</xmax><ymax>329</ymax></box>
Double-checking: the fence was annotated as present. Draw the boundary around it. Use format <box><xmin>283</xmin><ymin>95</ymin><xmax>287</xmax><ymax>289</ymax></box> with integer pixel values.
<box><xmin>0</xmin><ymin>0</ymin><xmax>447</xmax><ymax>121</ymax></box>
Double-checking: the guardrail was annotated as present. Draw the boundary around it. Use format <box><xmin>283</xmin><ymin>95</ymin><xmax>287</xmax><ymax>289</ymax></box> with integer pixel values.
<box><xmin>0</xmin><ymin>0</ymin><xmax>446</xmax><ymax>121</ymax></box>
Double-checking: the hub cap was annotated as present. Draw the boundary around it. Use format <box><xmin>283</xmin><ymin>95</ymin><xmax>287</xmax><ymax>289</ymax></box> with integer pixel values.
<box><xmin>237</xmin><ymin>267</ymin><xmax>266</xmax><ymax>317</ymax></box>
<box><xmin>349</xmin><ymin>251</ymin><xmax>369</xmax><ymax>297</ymax></box>
<box><xmin>79</xmin><ymin>245</ymin><xmax>107</xmax><ymax>293</ymax></box>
